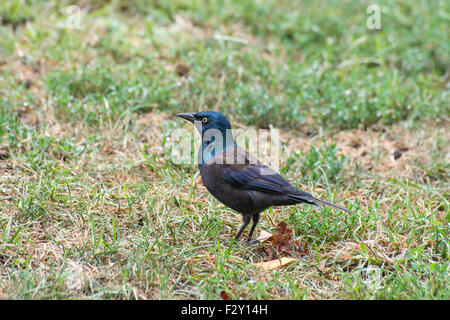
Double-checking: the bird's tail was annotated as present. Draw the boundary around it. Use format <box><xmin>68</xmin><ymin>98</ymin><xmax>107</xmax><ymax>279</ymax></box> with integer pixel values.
<box><xmin>308</xmin><ymin>197</ymin><xmax>353</xmax><ymax>214</ymax></box>
<box><xmin>288</xmin><ymin>194</ymin><xmax>353</xmax><ymax>214</ymax></box>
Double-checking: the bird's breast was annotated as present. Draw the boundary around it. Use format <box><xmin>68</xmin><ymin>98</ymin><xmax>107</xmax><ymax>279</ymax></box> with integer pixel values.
<box><xmin>200</xmin><ymin>164</ymin><xmax>260</xmax><ymax>215</ymax></box>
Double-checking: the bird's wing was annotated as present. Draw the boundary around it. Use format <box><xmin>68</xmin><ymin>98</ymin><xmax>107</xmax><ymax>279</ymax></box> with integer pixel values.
<box><xmin>223</xmin><ymin>163</ymin><xmax>291</xmax><ymax>194</ymax></box>
<box><xmin>210</xmin><ymin>146</ymin><xmax>350</xmax><ymax>210</ymax></box>
<box><xmin>216</xmin><ymin>146</ymin><xmax>293</xmax><ymax>194</ymax></box>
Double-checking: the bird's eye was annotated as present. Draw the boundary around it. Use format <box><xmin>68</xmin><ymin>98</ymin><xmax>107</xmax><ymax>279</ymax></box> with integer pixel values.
<box><xmin>202</xmin><ymin>117</ymin><xmax>208</xmax><ymax>123</ymax></box>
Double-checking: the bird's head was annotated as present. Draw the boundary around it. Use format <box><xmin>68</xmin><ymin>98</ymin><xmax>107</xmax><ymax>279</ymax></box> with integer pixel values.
<box><xmin>177</xmin><ymin>111</ymin><xmax>232</xmax><ymax>136</ymax></box>
<box><xmin>177</xmin><ymin>111</ymin><xmax>235</xmax><ymax>158</ymax></box>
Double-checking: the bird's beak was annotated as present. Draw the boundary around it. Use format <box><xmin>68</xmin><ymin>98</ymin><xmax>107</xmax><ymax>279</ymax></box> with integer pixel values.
<box><xmin>176</xmin><ymin>113</ymin><xmax>196</xmax><ymax>123</ymax></box>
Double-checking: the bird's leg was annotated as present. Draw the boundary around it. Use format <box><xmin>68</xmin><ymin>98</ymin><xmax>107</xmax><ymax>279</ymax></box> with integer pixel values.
<box><xmin>235</xmin><ymin>214</ymin><xmax>251</xmax><ymax>241</ymax></box>
<box><xmin>245</xmin><ymin>213</ymin><xmax>260</xmax><ymax>242</ymax></box>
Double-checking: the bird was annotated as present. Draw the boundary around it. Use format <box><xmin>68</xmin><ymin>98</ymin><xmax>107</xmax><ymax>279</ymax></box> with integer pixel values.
<box><xmin>177</xmin><ymin>111</ymin><xmax>352</xmax><ymax>242</ymax></box>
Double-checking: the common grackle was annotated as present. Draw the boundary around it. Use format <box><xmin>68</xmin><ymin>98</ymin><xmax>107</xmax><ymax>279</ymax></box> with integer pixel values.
<box><xmin>177</xmin><ymin>111</ymin><xmax>352</xmax><ymax>242</ymax></box>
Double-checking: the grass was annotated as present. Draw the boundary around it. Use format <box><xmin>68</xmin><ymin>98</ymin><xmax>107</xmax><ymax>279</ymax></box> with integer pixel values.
<box><xmin>0</xmin><ymin>0</ymin><xmax>449</xmax><ymax>299</ymax></box>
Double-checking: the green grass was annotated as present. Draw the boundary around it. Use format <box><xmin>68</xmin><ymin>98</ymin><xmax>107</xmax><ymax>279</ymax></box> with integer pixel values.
<box><xmin>0</xmin><ymin>0</ymin><xmax>449</xmax><ymax>299</ymax></box>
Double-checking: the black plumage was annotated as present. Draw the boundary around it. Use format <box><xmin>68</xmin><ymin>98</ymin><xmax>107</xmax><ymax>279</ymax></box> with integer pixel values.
<box><xmin>177</xmin><ymin>111</ymin><xmax>352</xmax><ymax>242</ymax></box>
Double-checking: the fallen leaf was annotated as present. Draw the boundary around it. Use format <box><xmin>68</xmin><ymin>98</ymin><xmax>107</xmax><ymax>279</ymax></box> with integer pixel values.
<box><xmin>271</xmin><ymin>221</ymin><xmax>292</xmax><ymax>249</ymax></box>
<box><xmin>254</xmin><ymin>257</ymin><xmax>297</xmax><ymax>270</ymax></box>
<box><xmin>271</xmin><ymin>221</ymin><xmax>308</xmax><ymax>257</ymax></box>
<box><xmin>220</xmin><ymin>291</ymin><xmax>231</xmax><ymax>300</ymax></box>
<box><xmin>256</xmin><ymin>230</ymin><xmax>273</xmax><ymax>243</ymax></box>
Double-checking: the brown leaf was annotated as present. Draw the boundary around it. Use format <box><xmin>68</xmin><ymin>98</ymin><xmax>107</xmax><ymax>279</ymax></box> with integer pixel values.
<box><xmin>271</xmin><ymin>221</ymin><xmax>308</xmax><ymax>258</ymax></box>
<box><xmin>271</xmin><ymin>222</ymin><xmax>292</xmax><ymax>249</ymax></box>
<box><xmin>254</xmin><ymin>257</ymin><xmax>297</xmax><ymax>270</ymax></box>
<box><xmin>220</xmin><ymin>291</ymin><xmax>231</xmax><ymax>300</ymax></box>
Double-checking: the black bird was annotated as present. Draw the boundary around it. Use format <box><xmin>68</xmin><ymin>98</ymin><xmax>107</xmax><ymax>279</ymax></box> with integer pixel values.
<box><xmin>177</xmin><ymin>111</ymin><xmax>352</xmax><ymax>242</ymax></box>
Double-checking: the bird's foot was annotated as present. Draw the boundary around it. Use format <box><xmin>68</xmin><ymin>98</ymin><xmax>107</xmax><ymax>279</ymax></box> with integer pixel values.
<box><xmin>244</xmin><ymin>237</ymin><xmax>260</xmax><ymax>246</ymax></box>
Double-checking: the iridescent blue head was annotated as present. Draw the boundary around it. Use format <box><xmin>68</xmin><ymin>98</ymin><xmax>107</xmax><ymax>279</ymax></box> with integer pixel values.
<box><xmin>176</xmin><ymin>111</ymin><xmax>231</xmax><ymax>133</ymax></box>
<box><xmin>177</xmin><ymin>111</ymin><xmax>236</xmax><ymax>165</ymax></box>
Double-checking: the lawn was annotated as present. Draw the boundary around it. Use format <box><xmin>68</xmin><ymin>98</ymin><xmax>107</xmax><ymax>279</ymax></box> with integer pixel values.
<box><xmin>0</xmin><ymin>0</ymin><xmax>448</xmax><ymax>299</ymax></box>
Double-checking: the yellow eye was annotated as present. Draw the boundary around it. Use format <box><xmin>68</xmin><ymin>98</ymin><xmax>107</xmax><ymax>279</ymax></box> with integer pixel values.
<box><xmin>202</xmin><ymin>117</ymin><xmax>208</xmax><ymax>123</ymax></box>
